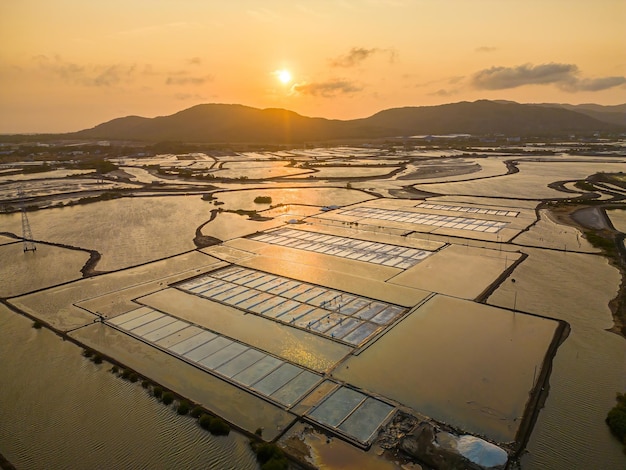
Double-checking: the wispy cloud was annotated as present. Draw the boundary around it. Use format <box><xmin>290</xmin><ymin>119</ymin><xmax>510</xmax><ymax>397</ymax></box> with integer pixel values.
<box><xmin>472</xmin><ymin>62</ymin><xmax>626</xmax><ymax>92</ymax></box>
<box><xmin>174</xmin><ymin>92</ymin><xmax>205</xmax><ymax>100</ymax></box>
<box><xmin>165</xmin><ymin>73</ymin><xmax>213</xmax><ymax>86</ymax></box>
<box><xmin>331</xmin><ymin>48</ymin><xmax>377</xmax><ymax>67</ymax></box>
<box><xmin>292</xmin><ymin>79</ymin><xmax>362</xmax><ymax>97</ymax></box>
<box><xmin>330</xmin><ymin>47</ymin><xmax>397</xmax><ymax>67</ymax></box>
<box><xmin>561</xmin><ymin>76</ymin><xmax>626</xmax><ymax>92</ymax></box>
<box><xmin>33</xmin><ymin>55</ymin><xmax>136</xmax><ymax>87</ymax></box>
<box><xmin>429</xmin><ymin>88</ymin><xmax>458</xmax><ymax>97</ymax></box>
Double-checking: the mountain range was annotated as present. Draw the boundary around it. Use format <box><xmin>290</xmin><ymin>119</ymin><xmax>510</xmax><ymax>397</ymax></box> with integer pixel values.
<box><xmin>51</xmin><ymin>100</ymin><xmax>626</xmax><ymax>143</ymax></box>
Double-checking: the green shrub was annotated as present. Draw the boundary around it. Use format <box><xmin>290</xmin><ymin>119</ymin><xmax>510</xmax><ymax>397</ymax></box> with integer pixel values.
<box><xmin>32</xmin><ymin>321</ymin><xmax>43</xmax><ymax>329</ymax></box>
<box><xmin>128</xmin><ymin>372</ymin><xmax>139</xmax><ymax>383</ymax></box>
<box><xmin>153</xmin><ymin>386</ymin><xmax>163</xmax><ymax>399</ymax></box>
<box><xmin>82</xmin><ymin>349</ymin><xmax>93</xmax><ymax>358</ymax></box>
<box><xmin>161</xmin><ymin>391</ymin><xmax>174</xmax><ymax>405</ymax></box>
<box><xmin>121</xmin><ymin>369</ymin><xmax>132</xmax><ymax>380</ymax></box>
<box><xmin>261</xmin><ymin>458</ymin><xmax>288</xmax><ymax>470</ymax></box>
<box><xmin>199</xmin><ymin>413</ymin><xmax>213</xmax><ymax>430</ymax></box>
<box><xmin>606</xmin><ymin>392</ymin><xmax>626</xmax><ymax>454</ymax></box>
<box><xmin>177</xmin><ymin>400</ymin><xmax>190</xmax><ymax>415</ymax></box>
<box><xmin>141</xmin><ymin>380</ymin><xmax>150</xmax><ymax>388</ymax></box>
<box><xmin>255</xmin><ymin>427</ymin><xmax>263</xmax><ymax>437</ymax></box>
<box><xmin>111</xmin><ymin>366</ymin><xmax>119</xmax><ymax>374</ymax></box>
<box><xmin>254</xmin><ymin>196</ymin><xmax>272</xmax><ymax>204</ymax></box>
<box><xmin>209</xmin><ymin>417</ymin><xmax>230</xmax><ymax>436</ymax></box>
<box><xmin>92</xmin><ymin>354</ymin><xmax>103</xmax><ymax>364</ymax></box>
<box><xmin>190</xmin><ymin>406</ymin><xmax>204</xmax><ymax>418</ymax></box>
<box><xmin>254</xmin><ymin>443</ymin><xmax>285</xmax><ymax>465</ymax></box>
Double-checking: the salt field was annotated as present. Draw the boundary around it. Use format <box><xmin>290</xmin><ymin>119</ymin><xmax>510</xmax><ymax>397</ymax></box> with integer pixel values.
<box><xmin>2</xmin><ymin>145</ymin><xmax>625</xmax><ymax>469</ymax></box>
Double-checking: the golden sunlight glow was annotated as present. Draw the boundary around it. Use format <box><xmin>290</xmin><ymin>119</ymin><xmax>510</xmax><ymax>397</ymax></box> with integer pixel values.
<box><xmin>277</xmin><ymin>69</ymin><xmax>292</xmax><ymax>84</ymax></box>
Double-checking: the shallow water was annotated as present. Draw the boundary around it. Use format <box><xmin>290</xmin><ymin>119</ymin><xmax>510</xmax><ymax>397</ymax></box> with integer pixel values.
<box><xmin>0</xmin><ymin>195</ymin><xmax>214</xmax><ymax>271</ymax></box>
<box><xmin>0</xmin><ymin>304</ymin><xmax>258</xmax><ymax>470</ymax></box>
<box><xmin>488</xmin><ymin>248</ymin><xmax>626</xmax><ymax>468</ymax></box>
<box><xmin>607</xmin><ymin>209</ymin><xmax>626</xmax><ymax>234</ymax></box>
<box><xmin>333</xmin><ymin>295</ymin><xmax>558</xmax><ymax>442</ymax></box>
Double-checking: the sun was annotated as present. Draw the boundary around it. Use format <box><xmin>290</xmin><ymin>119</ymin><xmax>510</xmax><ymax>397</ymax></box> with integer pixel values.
<box><xmin>277</xmin><ymin>69</ymin><xmax>292</xmax><ymax>84</ymax></box>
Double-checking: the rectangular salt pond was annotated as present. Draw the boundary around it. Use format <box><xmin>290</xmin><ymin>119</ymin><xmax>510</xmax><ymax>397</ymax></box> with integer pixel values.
<box><xmin>415</xmin><ymin>202</ymin><xmax>519</xmax><ymax>217</ymax></box>
<box><xmin>108</xmin><ymin>307</ymin><xmax>322</xmax><ymax>408</ymax></box>
<box><xmin>338</xmin><ymin>397</ymin><xmax>396</xmax><ymax>443</ymax></box>
<box><xmin>248</xmin><ymin>228</ymin><xmax>432</xmax><ymax>269</ymax></box>
<box><xmin>338</xmin><ymin>206</ymin><xmax>508</xmax><ymax>233</ymax></box>
<box><xmin>332</xmin><ymin>295</ymin><xmax>559</xmax><ymax>442</ymax></box>
<box><xmin>175</xmin><ymin>266</ymin><xmax>408</xmax><ymax>347</ymax></box>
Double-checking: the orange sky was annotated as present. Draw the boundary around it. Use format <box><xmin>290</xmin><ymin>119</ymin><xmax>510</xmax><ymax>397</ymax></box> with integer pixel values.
<box><xmin>1</xmin><ymin>0</ymin><xmax>625</xmax><ymax>133</ymax></box>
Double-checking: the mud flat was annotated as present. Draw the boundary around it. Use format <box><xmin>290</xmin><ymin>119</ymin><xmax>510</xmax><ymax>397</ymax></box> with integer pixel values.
<box><xmin>571</xmin><ymin>206</ymin><xmax>611</xmax><ymax>230</ymax></box>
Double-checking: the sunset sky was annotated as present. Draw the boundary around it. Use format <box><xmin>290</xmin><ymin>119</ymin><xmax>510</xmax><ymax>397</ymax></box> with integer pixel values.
<box><xmin>1</xmin><ymin>0</ymin><xmax>625</xmax><ymax>133</ymax></box>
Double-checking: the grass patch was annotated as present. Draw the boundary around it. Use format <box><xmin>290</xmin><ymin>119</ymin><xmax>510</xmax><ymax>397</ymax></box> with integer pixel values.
<box><xmin>574</xmin><ymin>180</ymin><xmax>595</xmax><ymax>192</ymax></box>
<box><xmin>584</xmin><ymin>230</ymin><xmax>617</xmax><ymax>255</ymax></box>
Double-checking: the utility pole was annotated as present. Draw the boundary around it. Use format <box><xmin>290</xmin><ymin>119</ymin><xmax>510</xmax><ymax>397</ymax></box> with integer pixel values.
<box><xmin>18</xmin><ymin>186</ymin><xmax>36</xmax><ymax>252</ymax></box>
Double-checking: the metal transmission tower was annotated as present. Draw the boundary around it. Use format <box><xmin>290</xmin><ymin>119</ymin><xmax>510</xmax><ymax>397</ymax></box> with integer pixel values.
<box><xmin>18</xmin><ymin>186</ymin><xmax>37</xmax><ymax>252</ymax></box>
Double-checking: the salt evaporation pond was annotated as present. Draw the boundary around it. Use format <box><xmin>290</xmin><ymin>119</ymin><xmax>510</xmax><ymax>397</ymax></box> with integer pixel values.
<box><xmin>333</xmin><ymin>294</ymin><xmax>559</xmax><ymax>442</ymax></box>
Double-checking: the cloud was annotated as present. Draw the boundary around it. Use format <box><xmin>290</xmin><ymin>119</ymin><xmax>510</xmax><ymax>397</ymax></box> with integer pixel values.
<box><xmin>166</xmin><ymin>73</ymin><xmax>213</xmax><ymax>85</ymax></box>
<box><xmin>472</xmin><ymin>62</ymin><xmax>626</xmax><ymax>92</ymax></box>
<box><xmin>174</xmin><ymin>93</ymin><xmax>205</xmax><ymax>100</ymax></box>
<box><xmin>472</xmin><ymin>63</ymin><xmax>577</xmax><ymax>89</ymax></box>
<box><xmin>33</xmin><ymin>55</ymin><xmax>136</xmax><ymax>87</ymax></box>
<box><xmin>429</xmin><ymin>88</ymin><xmax>458</xmax><ymax>97</ymax></box>
<box><xmin>330</xmin><ymin>47</ymin><xmax>378</xmax><ymax>67</ymax></box>
<box><xmin>330</xmin><ymin>47</ymin><xmax>397</xmax><ymax>67</ymax></box>
<box><xmin>475</xmin><ymin>46</ymin><xmax>497</xmax><ymax>53</ymax></box>
<box><xmin>561</xmin><ymin>76</ymin><xmax>626</xmax><ymax>92</ymax></box>
<box><xmin>291</xmin><ymin>79</ymin><xmax>362</xmax><ymax>97</ymax></box>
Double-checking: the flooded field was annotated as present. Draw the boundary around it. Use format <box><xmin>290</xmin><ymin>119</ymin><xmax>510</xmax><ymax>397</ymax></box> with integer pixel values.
<box><xmin>2</xmin><ymin>145</ymin><xmax>625</xmax><ymax>469</ymax></box>
<box><xmin>608</xmin><ymin>209</ymin><xmax>626</xmax><ymax>233</ymax></box>
<box><xmin>0</xmin><ymin>304</ymin><xmax>258</xmax><ymax>470</ymax></box>
<box><xmin>488</xmin><ymin>248</ymin><xmax>626</xmax><ymax>468</ymax></box>
<box><xmin>414</xmin><ymin>159</ymin><xmax>626</xmax><ymax>199</ymax></box>
<box><xmin>333</xmin><ymin>295</ymin><xmax>559</xmax><ymax>442</ymax></box>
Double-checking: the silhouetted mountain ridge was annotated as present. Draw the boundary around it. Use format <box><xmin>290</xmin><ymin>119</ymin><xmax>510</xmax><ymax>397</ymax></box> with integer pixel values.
<box><xmin>69</xmin><ymin>100</ymin><xmax>625</xmax><ymax>143</ymax></box>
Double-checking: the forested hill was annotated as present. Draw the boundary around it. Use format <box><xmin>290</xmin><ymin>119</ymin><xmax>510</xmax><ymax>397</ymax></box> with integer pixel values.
<box><xmin>66</xmin><ymin>100</ymin><xmax>625</xmax><ymax>143</ymax></box>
